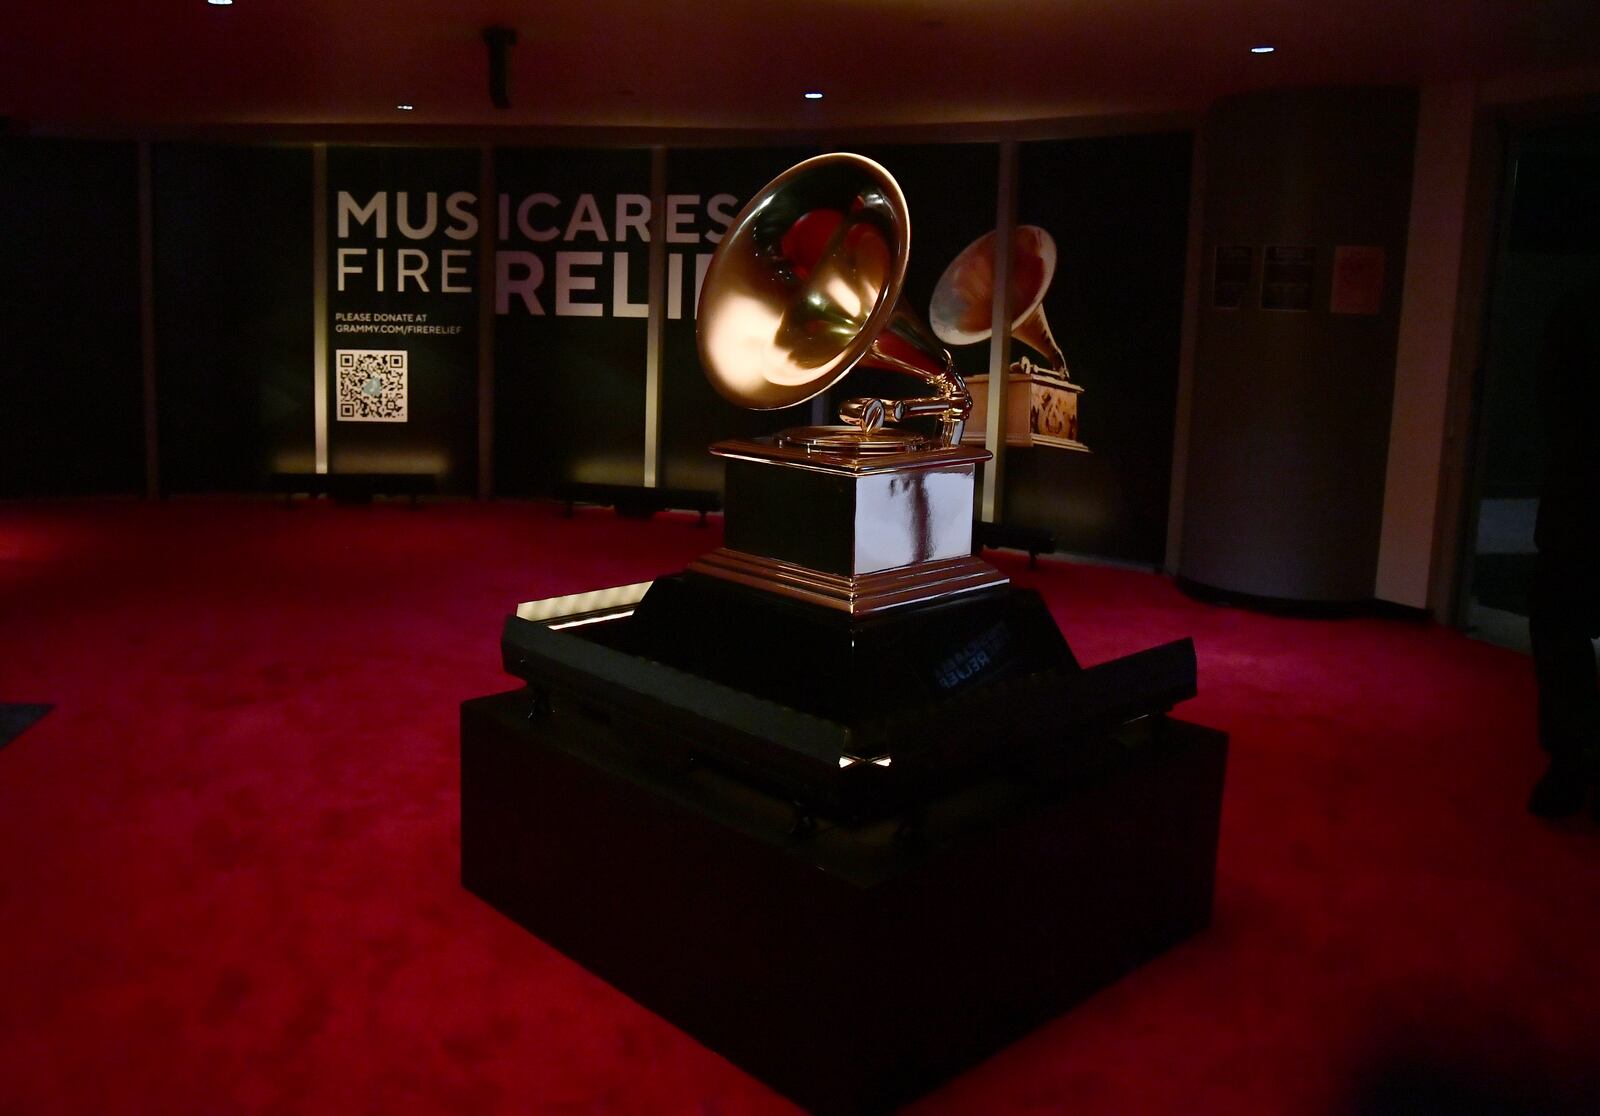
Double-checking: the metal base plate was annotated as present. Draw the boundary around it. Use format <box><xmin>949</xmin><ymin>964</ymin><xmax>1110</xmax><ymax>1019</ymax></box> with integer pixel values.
<box><xmin>687</xmin><ymin>547</ymin><xmax>1009</xmax><ymax>616</ymax></box>
<box><xmin>776</xmin><ymin>425</ymin><xmax>935</xmax><ymax>454</ymax></box>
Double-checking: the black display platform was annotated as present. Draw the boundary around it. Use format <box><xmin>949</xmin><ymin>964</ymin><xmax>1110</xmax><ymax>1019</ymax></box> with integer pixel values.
<box><xmin>500</xmin><ymin>575</ymin><xmax>1199</xmax><ymax>820</ymax></box>
<box><xmin>461</xmin><ymin>688</ymin><xmax>1227</xmax><ymax>1115</ymax></box>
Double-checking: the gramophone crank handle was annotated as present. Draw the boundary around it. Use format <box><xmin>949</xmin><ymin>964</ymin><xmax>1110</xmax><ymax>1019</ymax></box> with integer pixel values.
<box><xmin>838</xmin><ymin>396</ymin><xmax>888</xmax><ymax>432</ymax></box>
<box><xmin>836</xmin><ymin>395</ymin><xmax>955</xmax><ymax>427</ymax></box>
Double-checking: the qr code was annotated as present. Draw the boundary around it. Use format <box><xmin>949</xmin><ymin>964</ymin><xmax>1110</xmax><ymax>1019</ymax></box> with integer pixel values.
<box><xmin>336</xmin><ymin>350</ymin><xmax>408</xmax><ymax>422</ymax></box>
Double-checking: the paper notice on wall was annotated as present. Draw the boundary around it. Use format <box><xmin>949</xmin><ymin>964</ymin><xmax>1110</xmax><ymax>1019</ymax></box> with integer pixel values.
<box><xmin>1329</xmin><ymin>245</ymin><xmax>1385</xmax><ymax>315</ymax></box>
<box><xmin>1212</xmin><ymin>245</ymin><xmax>1252</xmax><ymax>310</ymax></box>
<box><xmin>1262</xmin><ymin>246</ymin><xmax>1315</xmax><ymax>312</ymax></box>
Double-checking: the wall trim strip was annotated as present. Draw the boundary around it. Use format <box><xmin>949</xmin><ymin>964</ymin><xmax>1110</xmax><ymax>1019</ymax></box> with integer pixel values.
<box><xmin>137</xmin><ymin>140</ymin><xmax>159</xmax><ymax>498</ymax></box>
<box><xmin>311</xmin><ymin>143</ymin><xmax>329</xmax><ymax>475</ymax></box>
<box><xmin>980</xmin><ymin>140</ymin><xmax>1018</xmax><ymax>523</ymax></box>
<box><xmin>643</xmin><ymin>145</ymin><xmax>668</xmax><ymax>488</ymax></box>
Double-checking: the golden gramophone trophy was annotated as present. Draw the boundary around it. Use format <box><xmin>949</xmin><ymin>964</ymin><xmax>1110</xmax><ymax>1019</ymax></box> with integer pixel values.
<box><xmin>689</xmin><ymin>152</ymin><xmax>1008</xmax><ymax>615</ymax></box>
<box><xmin>469</xmin><ymin>153</ymin><xmax>1212</xmax><ymax>1116</ymax></box>
<box><xmin>930</xmin><ymin>226</ymin><xmax>1089</xmax><ymax>452</ymax></box>
<box><xmin>493</xmin><ymin>152</ymin><xmax>1191</xmax><ymax>777</ymax></box>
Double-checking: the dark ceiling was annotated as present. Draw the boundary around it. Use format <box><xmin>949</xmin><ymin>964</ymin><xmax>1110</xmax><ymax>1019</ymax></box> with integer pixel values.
<box><xmin>4</xmin><ymin>1</ymin><xmax>1599</xmax><ymax>134</ymax></box>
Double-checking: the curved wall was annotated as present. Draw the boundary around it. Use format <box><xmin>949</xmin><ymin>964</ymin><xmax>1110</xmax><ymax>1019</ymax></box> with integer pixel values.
<box><xmin>1179</xmin><ymin>87</ymin><xmax>1417</xmax><ymax>604</ymax></box>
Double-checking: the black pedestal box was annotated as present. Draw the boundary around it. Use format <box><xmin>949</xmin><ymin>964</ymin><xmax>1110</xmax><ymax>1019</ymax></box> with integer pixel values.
<box><xmin>461</xmin><ymin>683</ymin><xmax>1226</xmax><ymax>1114</ymax></box>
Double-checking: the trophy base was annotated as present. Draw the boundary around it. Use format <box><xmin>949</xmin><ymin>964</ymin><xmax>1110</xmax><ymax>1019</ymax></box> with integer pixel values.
<box><xmin>704</xmin><ymin>437</ymin><xmax>998</xmax><ymax>613</ymax></box>
<box><xmin>961</xmin><ymin>370</ymin><xmax>1090</xmax><ymax>451</ymax></box>
<box><xmin>687</xmin><ymin>547</ymin><xmax>1008</xmax><ymax>616</ymax></box>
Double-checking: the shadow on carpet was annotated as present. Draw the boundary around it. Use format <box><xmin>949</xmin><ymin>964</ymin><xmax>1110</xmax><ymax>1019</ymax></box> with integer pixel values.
<box><xmin>0</xmin><ymin>704</ymin><xmax>51</xmax><ymax>748</ymax></box>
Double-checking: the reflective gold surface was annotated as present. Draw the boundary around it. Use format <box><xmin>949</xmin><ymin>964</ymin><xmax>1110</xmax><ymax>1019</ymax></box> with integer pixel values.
<box><xmin>775</xmin><ymin>426</ymin><xmax>933</xmax><ymax>454</ymax></box>
<box><xmin>697</xmin><ymin>152</ymin><xmax>972</xmax><ymax>447</ymax></box>
<box><xmin>709</xmin><ymin>438</ymin><xmax>987</xmax><ymax>476</ymax></box>
<box><xmin>688</xmin><ymin>548</ymin><xmax>1007</xmax><ymax>617</ymax></box>
<box><xmin>690</xmin><ymin>154</ymin><xmax>1005</xmax><ymax>613</ymax></box>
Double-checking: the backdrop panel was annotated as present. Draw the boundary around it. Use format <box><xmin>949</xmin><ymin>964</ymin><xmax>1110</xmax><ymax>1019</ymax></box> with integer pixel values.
<box><xmin>493</xmin><ymin>147</ymin><xmax>652</xmax><ymax>497</ymax></box>
<box><xmin>0</xmin><ymin>139</ymin><xmax>142</xmax><ymax>497</ymax></box>
<box><xmin>1004</xmin><ymin>133</ymin><xmax>1193</xmax><ymax>564</ymax></box>
<box><xmin>155</xmin><ymin>144</ymin><xmax>314</xmax><ymax>492</ymax></box>
<box><xmin>328</xmin><ymin>147</ymin><xmax>480</xmax><ymax>494</ymax></box>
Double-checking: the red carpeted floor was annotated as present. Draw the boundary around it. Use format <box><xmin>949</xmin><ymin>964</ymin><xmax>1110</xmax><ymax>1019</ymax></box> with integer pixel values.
<box><xmin>1</xmin><ymin>498</ymin><xmax>1597</xmax><ymax>1115</ymax></box>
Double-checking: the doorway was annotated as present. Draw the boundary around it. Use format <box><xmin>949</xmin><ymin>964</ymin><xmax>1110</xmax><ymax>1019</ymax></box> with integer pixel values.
<box><xmin>1460</xmin><ymin>114</ymin><xmax>1600</xmax><ymax>652</ymax></box>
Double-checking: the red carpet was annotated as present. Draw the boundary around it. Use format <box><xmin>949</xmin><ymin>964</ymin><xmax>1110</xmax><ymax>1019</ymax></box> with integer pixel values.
<box><xmin>1</xmin><ymin>498</ymin><xmax>1597</xmax><ymax>1115</ymax></box>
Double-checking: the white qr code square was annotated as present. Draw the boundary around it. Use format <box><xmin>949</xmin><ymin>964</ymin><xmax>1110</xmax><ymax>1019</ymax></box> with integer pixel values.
<box><xmin>335</xmin><ymin>350</ymin><xmax>408</xmax><ymax>422</ymax></box>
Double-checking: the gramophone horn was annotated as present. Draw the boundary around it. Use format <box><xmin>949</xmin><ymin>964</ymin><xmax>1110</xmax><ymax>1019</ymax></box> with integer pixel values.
<box><xmin>696</xmin><ymin>152</ymin><xmax>972</xmax><ymax>448</ymax></box>
<box><xmin>929</xmin><ymin>225</ymin><xmax>1070</xmax><ymax>378</ymax></box>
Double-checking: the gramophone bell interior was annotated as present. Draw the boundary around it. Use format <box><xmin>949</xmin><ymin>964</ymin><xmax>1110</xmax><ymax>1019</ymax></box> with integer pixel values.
<box><xmin>697</xmin><ymin>154</ymin><xmax>910</xmax><ymax>413</ymax></box>
<box><xmin>696</xmin><ymin>152</ymin><xmax>974</xmax><ymax>450</ymax></box>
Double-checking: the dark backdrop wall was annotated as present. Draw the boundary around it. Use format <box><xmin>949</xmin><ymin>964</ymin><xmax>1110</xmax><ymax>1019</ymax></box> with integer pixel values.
<box><xmin>0</xmin><ymin>139</ymin><xmax>143</xmax><ymax>497</ymax></box>
<box><xmin>1003</xmin><ymin>133</ymin><xmax>1194</xmax><ymax>565</ymax></box>
<box><xmin>155</xmin><ymin>144</ymin><xmax>314</xmax><ymax>491</ymax></box>
<box><xmin>494</xmin><ymin>146</ymin><xmax>651</xmax><ymax>497</ymax></box>
<box><xmin>1</xmin><ymin>134</ymin><xmax>1195</xmax><ymax>571</ymax></box>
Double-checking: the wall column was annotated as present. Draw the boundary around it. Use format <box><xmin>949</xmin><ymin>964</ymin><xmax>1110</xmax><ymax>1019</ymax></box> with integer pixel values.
<box><xmin>643</xmin><ymin>146</ymin><xmax>668</xmax><ymax>487</ymax></box>
<box><xmin>1178</xmin><ymin>87</ymin><xmax>1419</xmax><ymax>604</ymax></box>
<box><xmin>1374</xmin><ymin>83</ymin><xmax>1478</xmax><ymax>608</ymax></box>
<box><xmin>980</xmin><ymin>140</ymin><xmax>1018</xmax><ymax>523</ymax></box>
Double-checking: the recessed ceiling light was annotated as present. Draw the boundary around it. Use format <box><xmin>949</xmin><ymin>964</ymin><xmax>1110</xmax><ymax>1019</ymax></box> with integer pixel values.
<box><xmin>803</xmin><ymin>91</ymin><xmax>823</xmax><ymax>100</ymax></box>
<box><xmin>397</xmin><ymin>103</ymin><xmax>414</xmax><ymax>111</ymax></box>
<box><xmin>1250</xmin><ymin>45</ymin><xmax>1276</xmax><ymax>54</ymax></box>
<box><xmin>207</xmin><ymin>0</ymin><xmax>233</xmax><ymax>6</ymax></box>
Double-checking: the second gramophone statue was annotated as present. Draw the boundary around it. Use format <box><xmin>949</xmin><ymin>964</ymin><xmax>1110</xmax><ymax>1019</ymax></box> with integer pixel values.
<box><xmin>931</xmin><ymin>225</ymin><xmax>1090</xmax><ymax>452</ymax></box>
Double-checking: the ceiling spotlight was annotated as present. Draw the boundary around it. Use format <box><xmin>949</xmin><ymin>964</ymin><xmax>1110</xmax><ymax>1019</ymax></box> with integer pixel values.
<box><xmin>803</xmin><ymin>91</ymin><xmax>823</xmax><ymax>100</ymax></box>
<box><xmin>397</xmin><ymin>104</ymin><xmax>414</xmax><ymax>111</ymax></box>
<box><xmin>1250</xmin><ymin>45</ymin><xmax>1276</xmax><ymax>54</ymax></box>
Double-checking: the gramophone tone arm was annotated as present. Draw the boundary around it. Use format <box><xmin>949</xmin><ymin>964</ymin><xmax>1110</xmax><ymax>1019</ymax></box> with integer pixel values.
<box><xmin>840</xmin><ymin>394</ymin><xmax>969</xmax><ymax>445</ymax></box>
<box><xmin>837</xmin><ymin>344</ymin><xmax>972</xmax><ymax>445</ymax></box>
